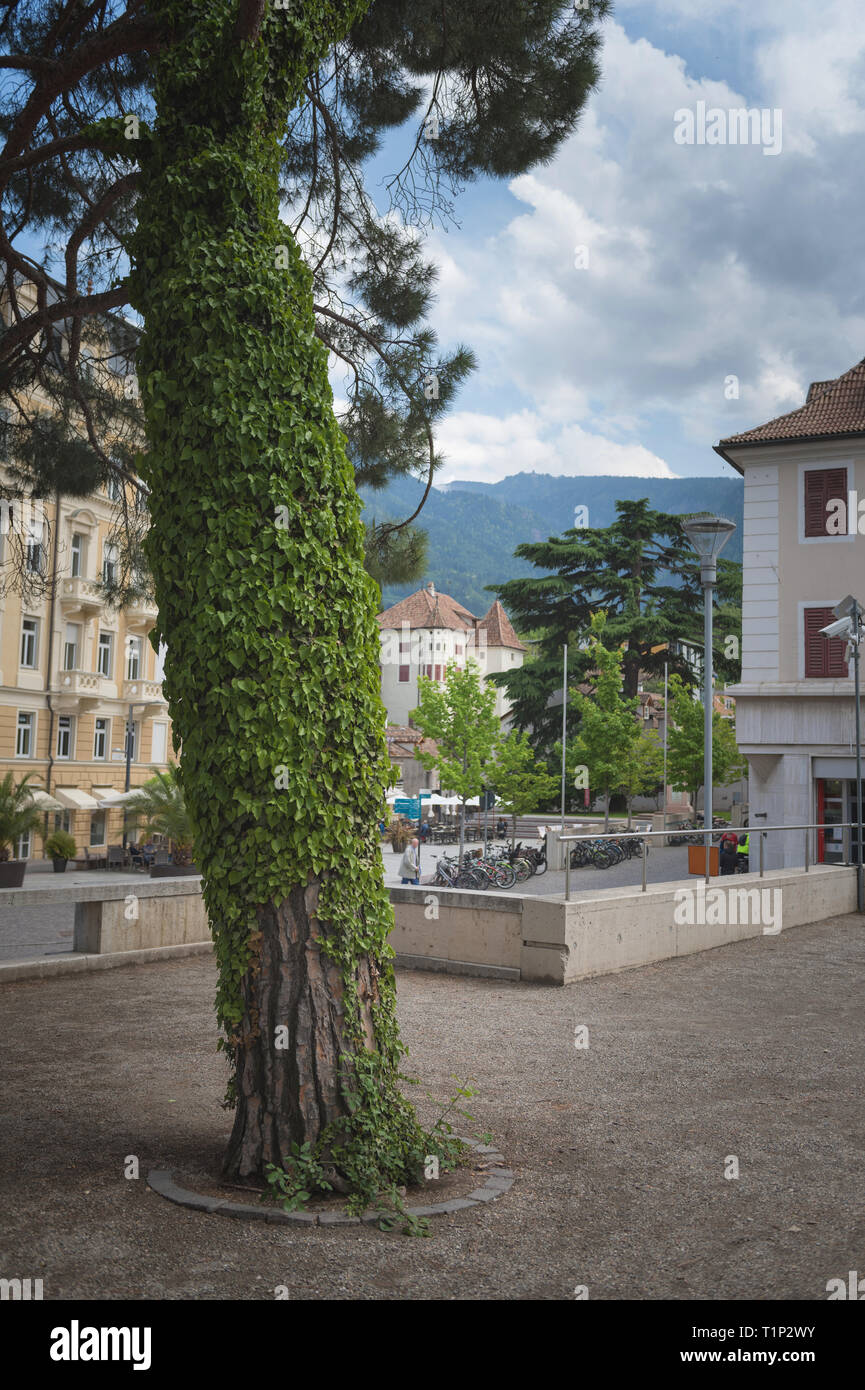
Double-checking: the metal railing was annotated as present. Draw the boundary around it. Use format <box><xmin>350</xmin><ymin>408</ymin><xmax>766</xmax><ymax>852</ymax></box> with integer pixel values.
<box><xmin>560</xmin><ymin>821</ymin><xmax>860</xmax><ymax>902</ymax></box>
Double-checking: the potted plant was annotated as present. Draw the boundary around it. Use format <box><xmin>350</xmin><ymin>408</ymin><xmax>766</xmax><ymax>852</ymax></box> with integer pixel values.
<box><xmin>388</xmin><ymin>819</ymin><xmax>409</xmax><ymax>855</ymax></box>
<box><xmin>0</xmin><ymin>772</ymin><xmax>45</xmax><ymax>887</ymax></box>
<box><xmin>124</xmin><ymin>765</ymin><xmax>199</xmax><ymax>877</ymax></box>
<box><xmin>45</xmin><ymin>830</ymin><xmax>78</xmax><ymax>874</ymax></box>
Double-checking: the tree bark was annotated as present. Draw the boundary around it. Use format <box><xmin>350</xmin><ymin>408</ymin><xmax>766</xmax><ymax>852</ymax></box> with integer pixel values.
<box><xmin>224</xmin><ymin>878</ymin><xmax>381</xmax><ymax>1181</ymax></box>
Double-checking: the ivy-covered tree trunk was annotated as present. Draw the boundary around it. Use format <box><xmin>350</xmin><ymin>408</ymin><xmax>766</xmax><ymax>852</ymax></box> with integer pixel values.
<box><xmin>129</xmin><ymin>1</ymin><xmax>427</xmax><ymax>1187</ymax></box>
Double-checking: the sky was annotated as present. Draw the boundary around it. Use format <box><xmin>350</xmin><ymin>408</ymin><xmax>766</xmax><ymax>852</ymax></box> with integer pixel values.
<box><xmin>357</xmin><ymin>0</ymin><xmax>865</xmax><ymax>485</ymax></box>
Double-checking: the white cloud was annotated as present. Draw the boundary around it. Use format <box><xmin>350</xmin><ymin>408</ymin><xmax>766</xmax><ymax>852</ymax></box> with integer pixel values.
<box><xmin>435</xmin><ymin>411</ymin><xmax>675</xmax><ymax>484</ymax></box>
<box><xmin>421</xmin><ymin>10</ymin><xmax>865</xmax><ymax>481</ymax></box>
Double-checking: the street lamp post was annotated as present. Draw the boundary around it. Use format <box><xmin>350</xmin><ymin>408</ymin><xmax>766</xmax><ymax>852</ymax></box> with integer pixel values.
<box><xmin>681</xmin><ymin>514</ymin><xmax>737</xmax><ymax>859</ymax></box>
<box><xmin>821</xmin><ymin>596</ymin><xmax>864</xmax><ymax>912</ymax></box>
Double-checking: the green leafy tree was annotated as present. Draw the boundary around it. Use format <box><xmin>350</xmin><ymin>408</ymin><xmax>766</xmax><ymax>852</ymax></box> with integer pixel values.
<box><xmin>619</xmin><ymin>730</ymin><xmax>664</xmax><ymax>828</ymax></box>
<box><xmin>488</xmin><ymin>500</ymin><xmax>742</xmax><ymax>736</ymax></box>
<box><xmin>666</xmin><ymin>674</ymin><xmax>747</xmax><ymax>816</ymax></box>
<box><xmin>0</xmin><ymin>0</ymin><xmax>609</xmax><ymax>1194</ymax></box>
<box><xmin>569</xmin><ymin>614</ymin><xmax>641</xmax><ymax>832</ymax></box>
<box><xmin>125</xmin><ymin>765</ymin><xmax>194</xmax><ymax>864</ymax></box>
<box><xmin>411</xmin><ymin>662</ymin><xmax>500</xmax><ymax>863</ymax></box>
<box><xmin>0</xmin><ymin>771</ymin><xmax>45</xmax><ymax>860</ymax></box>
<box><xmin>488</xmin><ymin>730</ymin><xmax>557</xmax><ymax>847</ymax></box>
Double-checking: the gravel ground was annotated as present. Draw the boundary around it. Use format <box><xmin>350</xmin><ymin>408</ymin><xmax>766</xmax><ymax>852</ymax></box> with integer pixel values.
<box><xmin>1</xmin><ymin>910</ymin><xmax>863</xmax><ymax>1301</ymax></box>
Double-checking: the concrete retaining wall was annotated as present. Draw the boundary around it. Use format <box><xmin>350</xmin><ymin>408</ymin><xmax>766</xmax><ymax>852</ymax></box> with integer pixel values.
<box><xmin>0</xmin><ymin>866</ymin><xmax>858</xmax><ymax>986</ymax></box>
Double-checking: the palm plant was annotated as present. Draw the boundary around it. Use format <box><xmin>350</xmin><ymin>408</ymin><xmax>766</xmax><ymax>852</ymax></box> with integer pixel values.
<box><xmin>0</xmin><ymin>772</ymin><xmax>46</xmax><ymax>861</ymax></box>
<box><xmin>125</xmin><ymin>766</ymin><xmax>194</xmax><ymax>865</ymax></box>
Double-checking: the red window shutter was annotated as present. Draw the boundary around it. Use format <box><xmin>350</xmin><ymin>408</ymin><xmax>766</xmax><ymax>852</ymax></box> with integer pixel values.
<box><xmin>804</xmin><ymin>607</ymin><xmax>848</xmax><ymax>677</ymax></box>
<box><xmin>398</xmin><ymin>665</ymin><xmax>409</xmax><ymax>683</ymax></box>
<box><xmin>804</xmin><ymin>468</ymin><xmax>847</xmax><ymax>537</ymax></box>
<box><xmin>434</xmin><ymin>664</ymin><xmax>441</xmax><ymax>681</ymax></box>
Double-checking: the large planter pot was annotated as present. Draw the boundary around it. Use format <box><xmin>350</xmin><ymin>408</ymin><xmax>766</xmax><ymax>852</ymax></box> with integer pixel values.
<box><xmin>149</xmin><ymin>863</ymin><xmax>200</xmax><ymax>878</ymax></box>
<box><xmin>52</xmin><ymin>858</ymin><xmax>69</xmax><ymax>874</ymax></box>
<box><xmin>0</xmin><ymin>860</ymin><xmax>27</xmax><ymax>887</ymax></box>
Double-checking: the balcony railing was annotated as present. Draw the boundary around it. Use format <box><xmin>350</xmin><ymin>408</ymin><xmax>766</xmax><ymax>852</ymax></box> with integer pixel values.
<box><xmin>59</xmin><ymin>576</ymin><xmax>103</xmax><ymax>614</ymax></box>
<box><xmin>560</xmin><ymin>821</ymin><xmax>861</xmax><ymax>901</ymax></box>
<box><xmin>122</xmin><ymin>679</ymin><xmax>165</xmax><ymax>705</ymax></box>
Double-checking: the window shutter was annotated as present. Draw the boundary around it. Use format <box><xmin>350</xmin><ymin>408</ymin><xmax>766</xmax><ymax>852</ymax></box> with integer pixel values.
<box><xmin>804</xmin><ymin>606</ymin><xmax>848</xmax><ymax>676</ymax></box>
<box><xmin>804</xmin><ymin>468</ymin><xmax>847</xmax><ymax>537</ymax></box>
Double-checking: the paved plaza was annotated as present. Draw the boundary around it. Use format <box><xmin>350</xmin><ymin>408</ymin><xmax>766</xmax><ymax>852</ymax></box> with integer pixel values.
<box><xmin>1</xmin><ymin>910</ymin><xmax>863</xmax><ymax>1299</ymax></box>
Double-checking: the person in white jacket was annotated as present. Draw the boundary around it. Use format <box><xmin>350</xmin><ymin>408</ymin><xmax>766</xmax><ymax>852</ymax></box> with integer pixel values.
<box><xmin>399</xmin><ymin>838</ymin><xmax>421</xmax><ymax>884</ymax></box>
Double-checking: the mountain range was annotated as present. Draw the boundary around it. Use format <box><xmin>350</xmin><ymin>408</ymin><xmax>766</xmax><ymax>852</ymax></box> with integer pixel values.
<box><xmin>361</xmin><ymin>472</ymin><xmax>745</xmax><ymax>617</ymax></box>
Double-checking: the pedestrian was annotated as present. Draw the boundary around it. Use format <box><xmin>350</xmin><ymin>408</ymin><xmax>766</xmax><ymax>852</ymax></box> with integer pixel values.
<box><xmin>399</xmin><ymin>837</ymin><xmax>421</xmax><ymax>885</ymax></box>
<box><xmin>736</xmin><ymin>832</ymin><xmax>749</xmax><ymax>871</ymax></box>
<box><xmin>719</xmin><ymin>828</ymin><xmax>738</xmax><ymax>875</ymax></box>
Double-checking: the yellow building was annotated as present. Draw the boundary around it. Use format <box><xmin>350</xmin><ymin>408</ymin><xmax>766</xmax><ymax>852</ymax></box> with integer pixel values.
<box><xmin>0</xmin><ymin>274</ymin><xmax>171</xmax><ymax>861</ymax></box>
<box><xmin>0</xmin><ymin>480</ymin><xmax>170</xmax><ymax>859</ymax></box>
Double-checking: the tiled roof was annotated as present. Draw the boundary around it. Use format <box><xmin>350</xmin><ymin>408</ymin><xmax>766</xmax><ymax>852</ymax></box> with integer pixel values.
<box><xmin>385</xmin><ymin>725</ymin><xmax>437</xmax><ymax>758</ymax></box>
<box><xmin>377</xmin><ymin>584</ymin><xmax>476</xmax><ymax>633</ymax></box>
<box><xmin>478</xmin><ymin>599</ymin><xmax>527</xmax><ymax>651</ymax></box>
<box><xmin>716</xmin><ymin>357</ymin><xmax>865</xmax><ymax>455</ymax></box>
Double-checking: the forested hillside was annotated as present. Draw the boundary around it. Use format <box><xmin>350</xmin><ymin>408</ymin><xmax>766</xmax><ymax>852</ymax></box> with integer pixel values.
<box><xmin>363</xmin><ymin>473</ymin><xmax>744</xmax><ymax>615</ymax></box>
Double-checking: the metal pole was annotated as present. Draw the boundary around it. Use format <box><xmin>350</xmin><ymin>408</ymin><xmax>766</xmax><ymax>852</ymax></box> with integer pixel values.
<box><xmin>123</xmin><ymin>701</ymin><xmax>134</xmax><ymax>850</ymax></box>
<box><xmin>703</xmin><ymin>573</ymin><xmax>713</xmax><ymax>858</ymax></box>
<box><xmin>565</xmin><ymin>848</ymin><xmax>571</xmax><ymax>903</ymax></box>
<box><xmin>560</xmin><ymin>642</ymin><xmax>567</xmax><ymax>831</ymax></box>
<box><xmin>759</xmin><ymin>833</ymin><xmax>764</xmax><ymax>878</ymax></box>
<box><xmin>641</xmin><ymin>835</ymin><xmax>648</xmax><ymax>893</ymax></box>
<box><xmin>667</xmin><ymin>658</ymin><xmax>675</xmax><ymax>839</ymax></box>
<box><xmin>804</xmin><ymin>828</ymin><xmax>809</xmax><ymax>873</ymax></box>
<box><xmin>854</xmin><ymin>601</ymin><xmax>863</xmax><ymax>911</ymax></box>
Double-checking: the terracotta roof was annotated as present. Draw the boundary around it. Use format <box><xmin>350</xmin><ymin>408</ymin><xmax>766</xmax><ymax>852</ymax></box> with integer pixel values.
<box><xmin>385</xmin><ymin>725</ymin><xmax>437</xmax><ymax>758</ymax></box>
<box><xmin>716</xmin><ymin>357</ymin><xmax>865</xmax><ymax>465</ymax></box>
<box><xmin>377</xmin><ymin>583</ymin><xmax>476</xmax><ymax>633</ymax></box>
<box><xmin>478</xmin><ymin>599</ymin><xmax>527</xmax><ymax>651</ymax></box>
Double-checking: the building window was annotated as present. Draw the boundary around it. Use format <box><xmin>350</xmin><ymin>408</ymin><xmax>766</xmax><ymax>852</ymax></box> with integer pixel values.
<box><xmin>106</xmin><ymin>474</ymin><xmax>122</xmax><ymax>502</ymax></box>
<box><xmin>70</xmin><ymin>532</ymin><xmax>83</xmax><ymax>577</ymax></box>
<box><xmin>20</xmin><ymin>618</ymin><xmax>38</xmax><ymax>668</ymax></box>
<box><xmin>16</xmin><ymin>712</ymin><xmax>34</xmax><ymax>757</ymax></box>
<box><xmin>56</xmin><ymin>715</ymin><xmax>74</xmax><ymax>760</ymax></box>
<box><xmin>455</xmin><ymin>645</ymin><xmax>463</xmax><ymax>656</ymax></box>
<box><xmin>398</xmin><ymin>665</ymin><xmax>410</xmax><ymax>683</ymax></box>
<box><xmin>93</xmin><ymin>717</ymin><xmax>109</xmax><ymax>760</ymax></box>
<box><xmin>804</xmin><ymin>467</ymin><xmax>848</xmax><ymax>538</ymax></box>
<box><xmin>434</xmin><ymin>664</ymin><xmax>442</xmax><ymax>681</ymax></box>
<box><xmin>25</xmin><ymin>524</ymin><xmax>46</xmax><ymax>573</ymax></box>
<box><xmin>102</xmin><ymin>542</ymin><xmax>118</xmax><ymax>586</ymax></box>
<box><xmin>16</xmin><ymin>831</ymin><xmax>31</xmax><ymax>860</ymax></box>
<box><xmin>804</xmin><ymin>606</ymin><xmax>849</xmax><ymax>677</ymax></box>
<box><xmin>125</xmin><ymin>636</ymin><xmax>141</xmax><ymax>680</ymax></box>
<box><xmin>90</xmin><ymin>812</ymin><xmax>106</xmax><ymax>847</ymax></box>
<box><xmin>125</xmin><ymin>719</ymin><xmax>138</xmax><ymax>762</ymax></box>
<box><xmin>63</xmin><ymin>623</ymin><xmax>81</xmax><ymax>671</ymax></box>
<box><xmin>97</xmin><ymin>632</ymin><xmax>114</xmax><ymax>679</ymax></box>
<box><xmin>53</xmin><ymin>810</ymin><xmax>71</xmax><ymax>835</ymax></box>
<box><xmin>134</xmin><ymin>487</ymin><xmax>148</xmax><ymax>515</ymax></box>
<box><xmin>151</xmin><ymin>722</ymin><xmax>168</xmax><ymax>764</ymax></box>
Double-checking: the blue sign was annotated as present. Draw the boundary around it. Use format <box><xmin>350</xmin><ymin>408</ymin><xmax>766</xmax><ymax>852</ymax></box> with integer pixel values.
<box><xmin>394</xmin><ymin>798</ymin><xmax>419</xmax><ymax>815</ymax></box>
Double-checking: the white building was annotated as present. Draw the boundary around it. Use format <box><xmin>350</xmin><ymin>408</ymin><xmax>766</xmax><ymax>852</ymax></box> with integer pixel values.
<box><xmin>715</xmin><ymin>357</ymin><xmax>865</xmax><ymax>867</ymax></box>
<box><xmin>377</xmin><ymin>581</ymin><xmax>526</xmax><ymax>727</ymax></box>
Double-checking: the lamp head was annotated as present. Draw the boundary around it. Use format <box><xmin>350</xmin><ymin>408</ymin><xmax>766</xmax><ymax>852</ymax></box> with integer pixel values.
<box><xmin>680</xmin><ymin>512</ymin><xmax>737</xmax><ymax>586</ymax></box>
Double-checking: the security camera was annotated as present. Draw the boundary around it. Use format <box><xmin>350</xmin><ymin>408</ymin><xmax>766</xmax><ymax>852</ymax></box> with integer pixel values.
<box><xmin>819</xmin><ymin>616</ymin><xmax>854</xmax><ymax>640</ymax></box>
